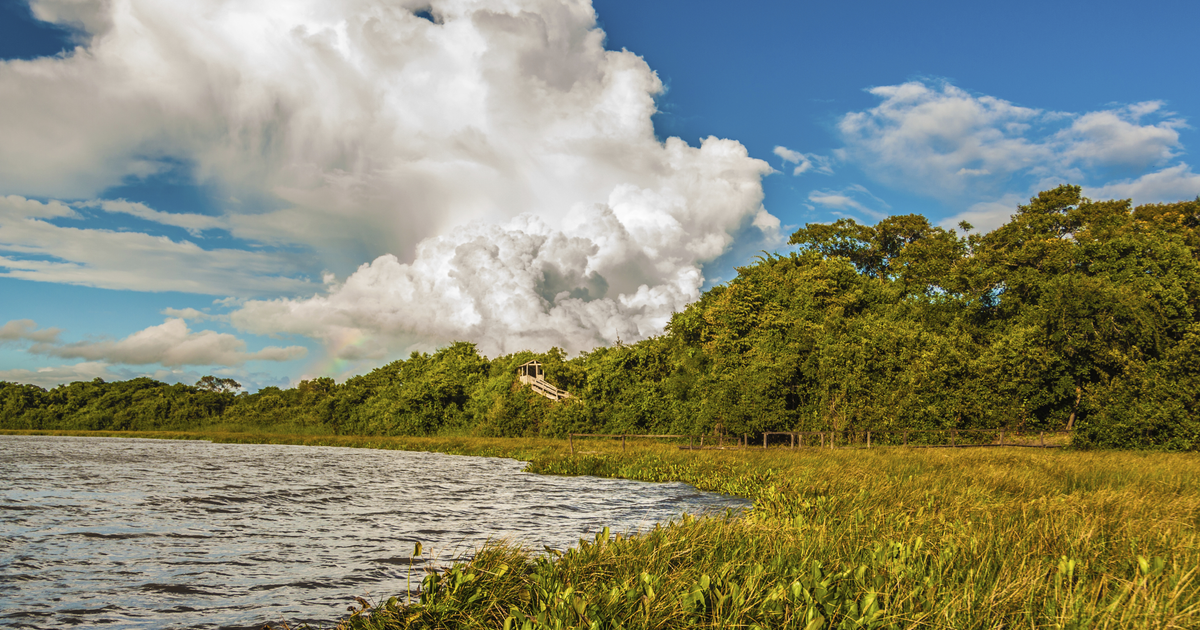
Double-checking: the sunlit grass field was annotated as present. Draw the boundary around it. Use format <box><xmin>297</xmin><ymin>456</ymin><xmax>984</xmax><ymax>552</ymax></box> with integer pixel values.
<box><xmin>7</xmin><ymin>430</ymin><xmax>1198</xmax><ymax>628</ymax></box>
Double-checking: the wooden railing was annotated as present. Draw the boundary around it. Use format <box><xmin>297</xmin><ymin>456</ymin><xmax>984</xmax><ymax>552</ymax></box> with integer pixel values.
<box><xmin>521</xmin><ymin>375</ymin><xmax>571</xmax><ymax>401</ymax></box>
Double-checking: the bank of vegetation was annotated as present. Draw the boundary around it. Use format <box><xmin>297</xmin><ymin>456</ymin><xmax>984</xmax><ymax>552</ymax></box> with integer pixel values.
<box><xmin>3</xmin><ymin>186</ymin><xmax>1199</xmax><ymax>450</ymax></box>
<box><xmin>308</xmin><ymin>440</ymin><xmax>1196</xmax><ymax>629</ymax></box>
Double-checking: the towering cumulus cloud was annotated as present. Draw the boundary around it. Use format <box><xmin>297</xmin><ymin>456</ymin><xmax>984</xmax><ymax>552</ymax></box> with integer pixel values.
<box><xmin>3</xmin><ymin>0</ymin><xmax>775</xmax><ymax>359</ymax></box>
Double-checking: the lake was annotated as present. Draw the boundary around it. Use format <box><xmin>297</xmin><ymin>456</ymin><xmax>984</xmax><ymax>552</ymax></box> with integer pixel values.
<box><xmin>0</xmin><ymin>435</ymin><xmax>748</xmax><ymax>629</ymax></box>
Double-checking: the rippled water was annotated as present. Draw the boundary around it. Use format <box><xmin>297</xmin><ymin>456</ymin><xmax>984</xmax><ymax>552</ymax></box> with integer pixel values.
<box><xmin>0</xmin><ymin>435</ymin><xmax>748</xmax><ymax>629</ymax></box>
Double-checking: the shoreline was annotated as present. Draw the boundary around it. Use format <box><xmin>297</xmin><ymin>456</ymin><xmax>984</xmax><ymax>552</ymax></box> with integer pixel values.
<box><xmin>5</xmin><ymin>429</ymin><xmax>1199</xmax><ymax>628</ymax></box>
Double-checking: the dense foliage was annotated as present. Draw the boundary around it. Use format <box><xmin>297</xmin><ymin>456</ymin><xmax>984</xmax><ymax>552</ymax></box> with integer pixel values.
<box><xmin>4</xmin><ymin>187</ymin><xmax>1198</xmax><ymax>449</ymax></box>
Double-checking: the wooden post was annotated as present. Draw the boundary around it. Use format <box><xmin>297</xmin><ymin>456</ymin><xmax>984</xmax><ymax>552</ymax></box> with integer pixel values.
<box><xmin>622</xmin><ymin>434</ymin><xmax>627</xmax><ymax>452</ymax></box>
<box><xmin>904</xmin><ymin>430</ymin><xmax>909</xmax><ymax>447</ymax></box>
<box><xmin>743</xmin><ymin>434</ymin><xmax>747</xmax><ymax>449</ymax></box>
<box><xmin>570</xmin><ymin>433</ymin><xmax>574</xmax><ymax>455</ymax></box>
<box><xmin>790</xmin><ymin>433</ymin><xmax>795</xmax><ymax>450</ymax></box>
<box><xmin>689</xmin><ymin>435</ymin><xmax>694</xmax><ymax>450</ymax></box>
<box><xmin>999</xmin><ymin>430</ymin><xmax>1004</xmax><ymax>446</ymax></box>
<box><xmin>867</xmin><ymin>431</ymin><xmax>871</xmax><ymax>448</ymax></box>
<box><xmin>763</xmin><ymin>434</ymin><xmax>767</xmax><ymax>449</ymax></box>
<box><xmin>951</xmin><ymin>430</ymin><xmax>957</xmax><ymax>448</ymax></box>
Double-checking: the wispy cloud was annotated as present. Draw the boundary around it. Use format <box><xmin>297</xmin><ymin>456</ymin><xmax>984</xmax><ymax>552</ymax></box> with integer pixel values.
<box><xmin>0</xmin><ymin>195</ymin><xmax>315</xmax><ymax>295</ymax></box>
<box><xmin>80</xmin><ymin>199</ymin><xmax>227</xmax><ymax>236</ymax></box>
<box><xmin>773</xmin><ymin>146</ymin><xmax>834</xmax><ymax>176</ymax></box>
<box><xmin>806</xmin><ymin>185</ymin><xmax>890</xmax><ymax>221</ymax></box>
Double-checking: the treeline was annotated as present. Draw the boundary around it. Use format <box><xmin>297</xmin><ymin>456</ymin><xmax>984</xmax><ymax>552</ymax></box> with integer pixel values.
<box><xmin>3</xmin><ymin>186</ymin><xmax>1198</xmax><ymax>449</ymax></box>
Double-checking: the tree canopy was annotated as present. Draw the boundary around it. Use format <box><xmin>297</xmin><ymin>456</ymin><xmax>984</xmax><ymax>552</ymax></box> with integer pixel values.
<box><xmin>4</xmin><ymin>187</ymin><xmax>1198</xmax><ymax>450</ymax></box>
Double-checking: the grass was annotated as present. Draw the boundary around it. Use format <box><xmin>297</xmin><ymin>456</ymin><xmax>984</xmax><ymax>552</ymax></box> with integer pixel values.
<box><xmin>7</xmin><ymin>430</ymin><xmax>1198</xmax><ymax>628</ymax></box>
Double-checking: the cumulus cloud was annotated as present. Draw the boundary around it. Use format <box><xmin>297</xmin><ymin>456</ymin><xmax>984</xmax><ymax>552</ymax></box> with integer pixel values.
<box><xmin>232</xmin><ymin>134</ymin><xmax>773</xmax><ymax>357</ymax></box>
<box><xmin>838</xmin><ymin>81</ymin><xmax>1189</xmax><ymax>202</ymax></box>
<box><xmin>1</xmin><ymin>0</ymin><xmax>775</xmax><ymax>359</ymax></box>
<box><xmin>0</xmin><ymin>319</ymin><xmax>62</xmax><ymax>343</ymax></box>
<box><xmin>35</xmin><ymin>318</ymin><xmax>307</xmax><ymax>367</ymax></box>
<box><xmin>0</xmin><ymin>362</ymin><xmax>116</xmax><ymax>389</ymax></box>
<box><xmin>1056</xmin><ymin>102</ymin><xmax>1184</xmax><ymax>170</ymax></box>
<box><xmin>774</xmin><ymin>146</ymin><xmax>834</xmax><ymax>176</ymax></box>
<box><xmin>838</xmin><ymin>82</ymin><xmax>1049</xmax><ymax>198</ymax></box>
<box><xmin>1087</xmin><ymin>164</ymin><xmax>1200</xmax><ymax>204</ymax></box>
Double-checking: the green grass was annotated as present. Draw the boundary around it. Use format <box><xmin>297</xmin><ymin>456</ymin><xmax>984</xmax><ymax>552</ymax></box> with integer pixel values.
<box><xmin>340</xmin><ymin>445</ymin><xmax>1200</xmax><ymax>629</ymax></box>
<box><xmin>7</xmin><ymin>430</ymin><xmax>1198</xmax><ymax>628</ymax></box>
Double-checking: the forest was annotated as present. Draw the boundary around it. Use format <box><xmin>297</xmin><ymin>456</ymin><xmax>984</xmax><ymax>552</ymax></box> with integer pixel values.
<box><xmin>4</xmin><ymin>186</ymin><xmax>1199</xmax><ymax>450</ymax></box>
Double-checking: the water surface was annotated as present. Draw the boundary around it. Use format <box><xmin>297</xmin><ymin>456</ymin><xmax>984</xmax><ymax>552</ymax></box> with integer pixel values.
<box><xmin>0</xmin><ymin>435</ymin><xmax>748</xmax><ymax>629</ymax></box>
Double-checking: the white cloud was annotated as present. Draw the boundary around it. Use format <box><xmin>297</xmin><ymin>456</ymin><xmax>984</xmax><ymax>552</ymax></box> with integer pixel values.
<box><xmin>1055</xmin><ymin>102</ymin><xmax>1184</xmax><ymax>170</ymax></box>
<box><xmin>0</xmin><ymin>194</ymin><xmax>315</xmax><ymax>294</ymax></box>
<box><xmin>34</xmin><ymin>318</ymin><xmax>307</xmax><ymax>367</ymax></box>
<box><xmin>838</xmin><ymin>81</ymin><xmax>1048</xmax><ymax>198</ymax></box>
<box><xmin>806</xmin><ymin>185</ymin><xmax>889</xmax><ymax>221</ymax></box>
<box><xmin>773</xmin><ymin>145</ymin><xmax>834</xmax><ymax>176</ymax></box>
<box><xmin>1087</xmin><ymin>164</ymin><xmax>1200</xmax><ymax>204</ymax></box>
<box><xmin>161</xmin><ymin>307</ymin><xmax>223</xmax><ymax>321</ymax></box>
<box><xmin>2</xmin><ymin>0</ymin><xmax>776</xmax><ymax>359</ymax></box>
<box><xmin>837</xmin><ymin>81</ymin><xmax>1190</xmax><ymax>202</ymax></box>
<box><xmin>232</xmin><ymin>135</ymin><xmax>771</xmax><ymax>357</ymax></box>
<box><xmin>0</xmin><ymin>362</ymin><xmax>116</xmax><ymax>389</ymax></box>
<box><xmin>939</xmin><ymin>193</ymin><xmax>1026</xmax><ymax>234</ymax></box>
<box><xmin>81</xmin><ymin>199</ymin><xmax>227</xmax><ymax>236</ymax></box>
<box><xmin>0</xmin><ymin>319</ymin><xmax>62</xmax><ymax>343</ymax></box>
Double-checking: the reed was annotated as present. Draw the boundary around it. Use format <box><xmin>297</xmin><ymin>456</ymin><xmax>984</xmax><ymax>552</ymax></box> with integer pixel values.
<box><xmin>337</xmin><ymin>446</ymin><xmax>1200</xmax><ymax>630</ymax></box>
<box><xmin>8</xmin><ymin>430</ymin><xmax>1197</xmax><ymax>628</ymax></box>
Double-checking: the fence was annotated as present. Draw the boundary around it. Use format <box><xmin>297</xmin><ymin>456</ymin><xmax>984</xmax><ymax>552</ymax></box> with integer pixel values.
<box><xmin>569</xmin><ymin>429</ymin><xmax>1071</xmax><ymax>455</ymax></box>
<box><xmin>761</xmin><ymin>429</ymin><xmax>1071</xmax><ymax>449</ymax></box>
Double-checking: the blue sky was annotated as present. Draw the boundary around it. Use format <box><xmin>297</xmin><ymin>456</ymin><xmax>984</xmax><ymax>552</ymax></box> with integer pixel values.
<box><xmin>2</xmin><ymin>0</ymin><xmax>1198</xmax><ymax>390</ymax></box>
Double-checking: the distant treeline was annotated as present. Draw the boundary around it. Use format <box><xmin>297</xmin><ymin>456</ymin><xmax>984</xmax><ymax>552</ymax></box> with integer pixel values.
<box><xmin>4</xmin><ymin>186</ymin><xmax>1198</xmax><ymax>449</ymax></box>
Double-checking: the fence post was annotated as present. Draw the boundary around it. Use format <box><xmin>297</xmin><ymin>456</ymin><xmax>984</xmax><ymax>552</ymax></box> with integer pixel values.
<box><xmin>690</xmin><ymin>435</ymin><xmax>694</xmax><ymax>450</ymax></box>
<box><xmin>570</xmin><ymin>433</ymin><xmax>574</xmax><ymax>455</ymax></box>
<box><xmin>867</xmin><ymin>431</ymin><xmax>871</xmax><ymax>448</ymax></box>
<box><xmin>744</xmin><ymin>434</ymin><xmax>748</xmax><ymax>449</ymax></box>
<box><xmin>999</xmin><ymin>430</ymin><xmax>1004</xmax><ymax>446</ymax></box>
<box><xmin>1040</xmin><ymin>432</ymin><xmax>1044</xmax><ymax>448</ymax></box>
<box><xmin>951</xmin><ymin>430</ymin><xmax>957</xmax><ymax>448</ymax></box>
<box><xmin>622</xmin><ymin>434</ymin><xmax>627</xmax><ymax>452</ymax></box>
<box><xmin>791</xmin><ymin>433</ymin><xmax>795</xmax><ymax>450</ymax></box>
<box><xmin>763</xmin><ymin>434</ymin><xmax>767</xmax><ymax>449</ymax></box>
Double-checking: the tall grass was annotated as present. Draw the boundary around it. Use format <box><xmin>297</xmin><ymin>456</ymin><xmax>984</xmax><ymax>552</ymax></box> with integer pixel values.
<box><xmin>339</xmin><ymin>445</ymin><xmax>1200</xmax><ymax>629</ymax></box>
<box><xmin>8</xmin><ymin>430</ymin><xmax>1197</xmax><ymax>628</ymax></box>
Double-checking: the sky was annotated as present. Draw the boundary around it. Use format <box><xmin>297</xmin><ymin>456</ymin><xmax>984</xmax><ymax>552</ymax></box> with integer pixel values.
<box><xmin>2</xmin><ymin>0</ymin><xmax>1198</xmax><ymax>391</ymax></box>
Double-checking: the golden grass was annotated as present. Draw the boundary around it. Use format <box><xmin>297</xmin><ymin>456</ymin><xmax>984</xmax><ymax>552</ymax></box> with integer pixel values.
<box><xmin>7</xmin><ymin>430</ymin><xmax>1197</xmax><ymax>628</ymax></box>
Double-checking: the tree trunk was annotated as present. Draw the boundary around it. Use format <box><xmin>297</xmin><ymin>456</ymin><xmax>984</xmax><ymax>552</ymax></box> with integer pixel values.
<box><xmin>1066</xmin><ymin>386</ymin><xmax>1082</xmax><ymax>432</ymax></box>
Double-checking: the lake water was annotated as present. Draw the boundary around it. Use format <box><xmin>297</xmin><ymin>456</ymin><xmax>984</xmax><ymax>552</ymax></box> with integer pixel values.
<box><xmin>0</xmin><ymin>435</ymin><xmax>749</xmax><ymax>629</ymax></box>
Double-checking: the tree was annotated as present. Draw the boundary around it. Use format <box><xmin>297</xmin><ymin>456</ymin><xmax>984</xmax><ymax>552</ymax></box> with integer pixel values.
<box><xmin>195</xmin><ymin>376</ymin><xmax>242</xmax><ymax>393</ymax></box>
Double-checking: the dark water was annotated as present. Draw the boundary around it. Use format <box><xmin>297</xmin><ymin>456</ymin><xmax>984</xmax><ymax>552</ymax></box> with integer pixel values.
<box><xmin>0</xmin><ymin>436</ymin><xmax>748</xmax><ymax>629</ymax></box>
